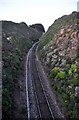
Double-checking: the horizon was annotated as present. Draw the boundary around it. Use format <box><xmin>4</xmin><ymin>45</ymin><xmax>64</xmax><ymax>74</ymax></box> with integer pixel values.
<box><xmin>0</xmin><ymin>0</ymin><xmax>78</xmax><ymax>31</ymax></box>
<box><xmin>1</xmin><ymin>11</ymin><xmax>77</xmax><ymax>31</ymax></box>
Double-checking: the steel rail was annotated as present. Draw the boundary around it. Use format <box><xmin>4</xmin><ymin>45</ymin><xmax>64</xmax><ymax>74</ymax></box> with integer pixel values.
<box><xmin>31</xmin><ymin>43</ymin><xmax>55</xmax><ymax>119</ymax></box>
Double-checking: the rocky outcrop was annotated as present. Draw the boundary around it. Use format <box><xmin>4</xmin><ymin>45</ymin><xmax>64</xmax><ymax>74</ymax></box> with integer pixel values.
<box><xmin>29</xmin><ymin>23</ymin><xmax>45</xmax><ymax>33</ymax></box>
<box><xmin>41</xmin><ymin>23</ymin><xmax>78</xmax><ymax>69</ymax></box>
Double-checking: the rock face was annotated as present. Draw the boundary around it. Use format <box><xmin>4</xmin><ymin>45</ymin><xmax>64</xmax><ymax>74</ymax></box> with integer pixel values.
<box><xmin>39</xmin><ymin>11</ymin><xmax>78</xmax><ymax>50</ymax></box>
<box><xmin>40</xmin><ymin>23</ymin><xmax>78</xmax><ymax>69</ymax></box>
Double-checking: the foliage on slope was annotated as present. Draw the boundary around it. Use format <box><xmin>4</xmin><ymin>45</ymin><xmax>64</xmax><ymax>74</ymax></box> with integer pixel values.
<box><xmin>2</xmin><ymin>21</ymin><xmax>44</xmax><ymax>119</ymax></box>
<box><xmin>49</xmin><ymin>64</ymin><xmax>79</xmax><ymax>118</ymax></box>
<box><xmin>39</xmin><ymin>11</ymin><xmax>77</xmax><ymax>50</ymax></box>
<box><xmin>2</xmin><ymin>35</ymin><xmax>31</xmax><ymax>119</ymax></box>
<box><xmin>38</xmin><ymin>11</ymin><xmax>79</xmax><ymax>119</ymax></box>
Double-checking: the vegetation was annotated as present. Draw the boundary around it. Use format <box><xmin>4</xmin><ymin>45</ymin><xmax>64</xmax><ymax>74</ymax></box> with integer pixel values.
<box><xmin>49</xmin><ymin>64</ymin><xmax>79</xmax><ymax>118</ymax></box>
<box><xmin>2</xmin><ymin>21</ymin><xmax>44</xmax><ymax>119</ymax></box>
<box><xmin>2</xmin><ymin>35</ymin><xmax>32</xmax><ymax>119</ymax></box>
<box><xmin>38</xmin><ymin>11</ymin><xmax>79</xmax><ymax>119</ymax></box>
<box><xmin>38</xmin><ymin>11</ymin><xmax>77</xmax><ymax>50</ymax></box>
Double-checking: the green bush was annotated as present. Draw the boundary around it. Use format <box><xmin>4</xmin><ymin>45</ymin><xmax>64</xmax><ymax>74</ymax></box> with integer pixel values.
<box><xmin>57</xmin><ymin>71</ymin><xmax>66</xmax><ymax>79</ymax></box>
<box><xmin>49</xmin><ymin>63</ymin><xmax>79</xmax><ymax>118</ymax></box>
<box><xmin>71</xmin><ymin>64</ymin><xmax>77</xmax><ymax>72</ymax></box>
<box><xmin>49</xmin><ymin>67</ymin><xmax>59</xmax><ymax>79</ymax></box>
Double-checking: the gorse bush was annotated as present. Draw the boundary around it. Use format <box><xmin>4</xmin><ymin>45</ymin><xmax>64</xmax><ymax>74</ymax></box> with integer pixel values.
<box><xmin>49</xmin><ymin>63</ymin><xmax>79</xmax><ymax>118</ymax></box>
<box><xmin>49</xmin><ymin>67</ymin><xmax>59</xmax><ymax>79</ymax></box>
<box><xmin>57</xmin><ymin>71</ymin><xmax>66</xmax><ymax>79</ymax></box>
<box><xmin>71</xmin><ymin>64</ymin><xmax>77</xmax><ymax>72</ymax></box>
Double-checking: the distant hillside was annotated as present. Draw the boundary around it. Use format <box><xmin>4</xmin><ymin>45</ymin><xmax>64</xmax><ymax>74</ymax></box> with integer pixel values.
<box><xmin>30</xmin><ymin>23</ymin><xmax>45</xmax><ymax>32</ymax></box>
<box><xmin>38</xmin><ymin>11</ymin><xmax>79</xmax><ymax>119</ymax></box>
<box><xmin>2</xmin><ymin>21</ymin><xmax>45</xmax><ymax>120</ymax></box>
<box><xmin>2</xmin><ymin>21</ymin><xmax>44</xmax><ymax>42</ymax></box>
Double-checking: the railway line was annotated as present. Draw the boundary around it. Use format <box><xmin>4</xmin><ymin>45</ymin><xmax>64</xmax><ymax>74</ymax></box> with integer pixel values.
<box><xmin>26</xmin><ymin>42</ymin><xmax>65</xmax><ymax>119</ymax></box>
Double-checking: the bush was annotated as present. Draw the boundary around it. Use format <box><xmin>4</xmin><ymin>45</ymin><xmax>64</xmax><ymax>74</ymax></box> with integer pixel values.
<box><xmin>49</xmin><ymin>67</ymin><xmax>59</xmax><ymax>79</ymax></box>
<box><xmin>57</xmin><ymin>71</ymin><xmax>66</xmax><ymax>79</ymax></box>
<box><xmin>49</xmin><ymin>63</ymin><xmax>79</xmax><ymax>118</ymax></box>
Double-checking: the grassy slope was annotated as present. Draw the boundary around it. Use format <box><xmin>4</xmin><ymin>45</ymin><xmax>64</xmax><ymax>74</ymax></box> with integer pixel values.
<box><xmin>2</xmin><ymin>21</ymin><xmax>43</xmax><ymax>119</ymax></box>
<box><xmin>39</xmin><ymin>11</ymin><xmax>77</xmax><ymax>50</ymax></box>
<box><xmin>2</xmin><ymin>33</ymin><xmax>32</xmax><ymax>120</ymax></box>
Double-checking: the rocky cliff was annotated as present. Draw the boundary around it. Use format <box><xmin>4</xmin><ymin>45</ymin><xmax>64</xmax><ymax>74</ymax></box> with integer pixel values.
<box><xmin>38</xmin><ymin>11</ymin><xmax>79</xmax><ymax>119</ymax></box>
<box><xmin>40</xmin><ymin>23</ymin><xmax>78</xmax><ymax>69</ymax></box>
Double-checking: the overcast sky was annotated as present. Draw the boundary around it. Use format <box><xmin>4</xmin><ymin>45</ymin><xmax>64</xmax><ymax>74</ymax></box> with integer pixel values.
<box><xmin>0</xmin><ymin>0</ymin><xmax>78</xmax><ymax>31</ymax></box>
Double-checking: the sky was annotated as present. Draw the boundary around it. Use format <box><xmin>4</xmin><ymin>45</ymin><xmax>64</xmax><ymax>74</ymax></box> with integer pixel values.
<box><xmin>0</xmin><ymin>0</ymin><xmax>78</xmax><ymax>31</ymax></box>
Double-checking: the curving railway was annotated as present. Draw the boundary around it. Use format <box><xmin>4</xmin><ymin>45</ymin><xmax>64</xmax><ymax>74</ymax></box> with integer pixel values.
<box><xmin>26</xmin><ymin>42</ymin><xmax>66</xmax><ymax>120</ymax></box>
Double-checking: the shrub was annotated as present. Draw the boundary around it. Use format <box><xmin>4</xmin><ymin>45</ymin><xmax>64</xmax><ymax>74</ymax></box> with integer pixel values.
<box><xmin>49</xmin><ymin>63</ymin><xmax>79</xmax><ymax>118</ymax></box>
<box><xmin>57</xmin><ymin>71</ymin><xmax>66</xmax><ymax>79</ymax></box>
<box><xmin>49</xmin><ymin>67</ymin><xmax>59</xmax><ymax>79</ymax></box>
<box><xmin>71</xmin><ymin>64</ymin><xmax>77</xmax><ymax>72</ymax></box>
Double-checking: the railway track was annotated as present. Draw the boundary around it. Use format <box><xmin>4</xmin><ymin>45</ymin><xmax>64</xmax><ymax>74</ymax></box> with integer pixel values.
<box><xmin>26</xmin><ymin>43</ymin><xmax>55</xmax><ymax>119</ymax></box>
